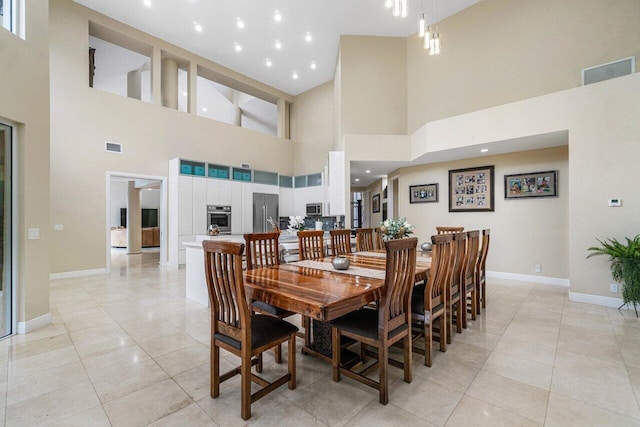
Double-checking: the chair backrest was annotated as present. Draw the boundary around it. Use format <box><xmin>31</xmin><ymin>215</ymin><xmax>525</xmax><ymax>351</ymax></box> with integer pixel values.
<box><xmin>381</xmin><ymin>237</ymin><xmax>418</xmax><ymax>333</ymax></box>
<box><xmin>451</xmin><ymin>232</ymin><xmax>468</xmax><ymax>294</ymax></box>
<box><xmin>425</xmin><ymin>234</ymin><xmax>454</xmax><ymax>312</ymax></box>
<box><xmin>464</xmin><ymin>230</ymin><xmax>480</xmax><ymax>285</ymax></box>
<box><xmin>298</xmin><ymin>230</ymin><xmax>325</xmax><ymax>260</ymax></box>
<box><xmin>330</xmin><ymin>229</ymin><xmax>352</xmax><ymax>256</ymax></box>
<box><xmin>356</xmin><ymin>228</ymin><xmax>374</xmax><ymax>252</ymax></box>
<box><xmin>436</xmin><ymin>226</ymin><xmax>464</xmax><ymax>234</ymax></box>
<box><xmin>203</xmin><ymin>240</ymin><xmax>249</xmax><ymax>343</ymax></box>
<box><xmin>244</xmin><ymin>232</ymin><xmax>280</xmax><ymax>270</ymax></box>
<box><xmin>478</xmin><ymin>229</ymin><xmax>491</xmax><ymax>275</ymax></box>
<box><xmin>373</xmin><ymin>227</ymin><xmax>385</xmax><ymax>250</ymax></box>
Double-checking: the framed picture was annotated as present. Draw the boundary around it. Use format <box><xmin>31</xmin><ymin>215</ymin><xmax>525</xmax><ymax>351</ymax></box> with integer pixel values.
<box><xmin>410</xmin><ymin>183</ymin><xmax>439</xmax><ymax>204</ymax></box>
<box><xmin>372</xmin><ymin>193</ymin><xmax>380</xmax><ymax>213</ymax></box>
<box><xmin>504</xmin><ymin>170</ymin><xmax>558</xmax><ymax>199</ymax></box>
<box><xmin>448</xmin><ymin>165</ymin><xmax>495</xmax><ymax>212</ymax></box>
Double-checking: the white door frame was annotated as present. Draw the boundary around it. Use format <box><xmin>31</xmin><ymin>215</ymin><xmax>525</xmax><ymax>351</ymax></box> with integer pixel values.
<box><xmin>106</xmin><ymin>171</ymin><xmax>168</xmax><ymax>272</ymax></box>
<box><xmin>388</xmin><ymin>175</ymin><xmax>399</xmax><ymax>219</ymax></box>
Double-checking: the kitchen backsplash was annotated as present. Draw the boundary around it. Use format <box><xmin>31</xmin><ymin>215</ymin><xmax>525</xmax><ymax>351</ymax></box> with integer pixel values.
<box><xmin>279</xmin><ymin>216</ymin><xmax>346</xmax><ymax>231</ymax></box>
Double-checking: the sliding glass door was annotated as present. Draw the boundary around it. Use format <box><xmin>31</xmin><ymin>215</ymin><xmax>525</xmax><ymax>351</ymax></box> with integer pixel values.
<box><xmin>0</xmin><ymin>123</ymin><xmax>12</xmax><ymax>337</ymax></box>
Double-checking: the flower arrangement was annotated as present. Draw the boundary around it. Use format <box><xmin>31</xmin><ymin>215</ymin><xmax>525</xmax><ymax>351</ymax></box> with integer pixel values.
<box><xmin>287</xmin><ymin>215</ymin><xmax>306</xmax><ymax>234</ymax></box>
<box><xmin>379</xmin><ymin>218</ymin><xmax>414</xmax><ymax>240</ymax></box>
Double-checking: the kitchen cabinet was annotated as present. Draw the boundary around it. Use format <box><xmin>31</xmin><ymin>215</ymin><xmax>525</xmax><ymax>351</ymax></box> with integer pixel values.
<box><xmin>327</xmin><ymin>151</ymin><xmax>346</xmax><ymax>215</ymax></box>
<box><xmin>206</xmin><ymin>178</ymin><xmax>232</xmax><ymax>206</ymax></box>
<box><xmin>178</xmin><ymin>175</ymin><xmax>193</xmax><ymax>235</ymax></box>
<box><xmin>231</xmin><ymin>181</ymin><xmax>243</xmax><ymax>234</ymax></box>
<box><xmin>279</xmin><ymin>187</ymin><xmax>294</xmax><ymax>217</ymax></box>
<box><xmin>192</xmin><ymin>177</ymin><xmax>207</xmax><ymax>236</ymax></box>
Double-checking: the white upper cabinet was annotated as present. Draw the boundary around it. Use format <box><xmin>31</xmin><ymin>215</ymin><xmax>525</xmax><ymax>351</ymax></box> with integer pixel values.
<box><xmin>192</xmin><ymin>177</ymin><xmax>207</xmax><ymax>236</ymax></box>
<box><xmin>178</xmin><ymin>175</ymin><xmax>193</xmax><ymax>235</ymax></box>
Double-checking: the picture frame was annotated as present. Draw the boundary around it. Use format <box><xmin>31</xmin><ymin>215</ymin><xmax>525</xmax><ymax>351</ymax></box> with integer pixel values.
<box><xmin>448</xmin><ymin>165</ymin><xmax>495</xmax><ymax>212</ymax></box>
<box><xmin>372</xmin><ymin>193</ymin><xmax>380</xmax><ymax>213</ymax></box>
<box><xmin>504</xmin><ymin>170</ymin><xmax>558</xmax><ymax>199</ymax></box>
<box><xmin>409</xmin><ymin>183</ymin><xmax>439</xmax><ymax>204</ymax></box>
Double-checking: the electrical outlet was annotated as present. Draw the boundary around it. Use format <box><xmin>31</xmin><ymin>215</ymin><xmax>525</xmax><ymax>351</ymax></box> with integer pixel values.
<box><xmin>535</xmin><ymin>263</ymin><xmax>542</xmax><ymax>273</ymax></box>
<box><xmin>610</xmin><ymin>283</ymin><xmax>618</xmax><ymax>293</ymax></box>
<box><xmin>28</xmin><ymin>228</ymin><xmax>40</xmax><ymax>240</ymax></box>
<box><xmin>54</xmin><ymin>224</ymin><xmax>63</xmax><ymax>231</ymax></box>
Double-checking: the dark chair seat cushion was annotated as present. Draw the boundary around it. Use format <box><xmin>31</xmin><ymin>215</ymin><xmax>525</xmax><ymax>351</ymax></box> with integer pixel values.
<box><xmin>330</xmin><ymin>308</ymin><xmax>407</xmax><ymax>341</ymax></box>
<box><xmin>252</xmin><ymin>300</ymin><xmax>295</xmax><ymax>318</ymax></box>
<box><xmin>411</xmin><ymin>283</ymin><xmax>444</xmax><ymax>321</ymax></box>
<box><xmin>215</xmin><ymin>315</ymin><xmax>298</xmax><ymax>351</ymax></box>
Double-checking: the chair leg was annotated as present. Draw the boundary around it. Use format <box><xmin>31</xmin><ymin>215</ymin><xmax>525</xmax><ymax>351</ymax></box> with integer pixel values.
<box><xmin>360</xmin><ymin>342</ymin><xmax>367</xmax><ymax>362</ymax></box>
<box><xmin>288</xmin><ymin>334</ymin><xmax>297</xmax><ymax>390</ymax></box>
<box><xmin>471</xmin><ymin>288</ymin><xmax>477</xmax><ymax>321</ymax></box>
<box><xmin>378</xmin><ymin>343</ymin><xmax>388</xmax><ymax>405</ymax></box>
<box><xmin>446</xmin><ymin>303</ymin><xmax>453</xmax><ymax>344</ymax></box>
<box><xmin>456</xmin><ymin>301</ymin><xmax>463</xmax><ymax>334</ymax></box>
<box><xmin>482</xmin><ymin>279</ymin><xmax>486</xmax><ymax>309</ymax></box>
<box><xmin>403</xmin><ymin>334</ymin><xmax>412</xmax><ymax>383</ymax></box>
<box><xmin>275</xmin><ymin>343</ymin><xmax>282</xmax><ymax>364</ymax></box>
<box><xmin>332</xmin><ymin>327</ymin><xmax>340</xmax><ymax>382</ymax></box>
<box><xmin>256</xmin><ymin>352</ymin><xmax>263</xmax><ymax>373</ymax></box>
<box><xmin>440</xmin><ymin>315</ymin><xmax>447</xmax><ymax>353</ymax></box>
<box><xmin>425</xmin><ymin>321</ymin><xmax>432</xmax><ymax>367</ymax></box>
<box><xmin>211</xmin><ymin>342</ymin><xmax>220</xmax><ymax>398</ymax></box>
<box><xmin>241</xmin><ymin>352</ymin><xmax>251</xmax><ymax>420</ymax></box>
<box><xmin>462</xmin><ymin>296</ymin><xmax>468</xmax><ymax>329</ymax></box>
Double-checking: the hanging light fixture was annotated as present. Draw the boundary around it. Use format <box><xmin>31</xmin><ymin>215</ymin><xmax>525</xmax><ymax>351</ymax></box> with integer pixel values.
<box><xmin>391</xmin><ymin>0</ymin><xmax>407</xmax><ymax>18</ymax></box>
<box><xmin>418</xmin><ymin>13</ymin><xmax>426</xmax><ymax>38</ymax></box>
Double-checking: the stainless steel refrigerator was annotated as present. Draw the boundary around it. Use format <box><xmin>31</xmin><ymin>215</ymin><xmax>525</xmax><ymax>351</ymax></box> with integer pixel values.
<box><xmin>253</xmin><ymin>193</ymin><xmax>279</xmax><ymax>233</ymax></box>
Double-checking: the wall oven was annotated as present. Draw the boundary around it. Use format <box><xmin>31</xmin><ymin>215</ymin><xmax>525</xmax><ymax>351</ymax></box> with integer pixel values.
<box><xmin>207</xmin><ymin>205</ymin><xmax>232</xmax><ymax>234</ymax></box>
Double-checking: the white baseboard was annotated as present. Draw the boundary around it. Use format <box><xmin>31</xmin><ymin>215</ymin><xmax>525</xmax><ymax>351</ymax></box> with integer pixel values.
<box><xmin>486</xmin><ymin>270</ymin><xmax>570</xmax><ymax>287</ymax></box>
<box><xmin>17</xmin><ymin>312</ymin><xmax>52</xmax><ymax>334</ymax></box>
<box><xmin>49</xmin><ymin>268</ymin><xmax>107</xmax><ymax>280</ymax></box>
<box><xmin>569</xmin><ymin>292</ymin><xmax>624</xmax><ymax>308</ymax></box>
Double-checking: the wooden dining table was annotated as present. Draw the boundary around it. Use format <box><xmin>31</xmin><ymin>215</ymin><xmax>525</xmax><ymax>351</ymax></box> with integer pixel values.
<box><xmin>244</xmin><ymin>250</ymin><xmax>432</xmax><ymax>362</ymax></box>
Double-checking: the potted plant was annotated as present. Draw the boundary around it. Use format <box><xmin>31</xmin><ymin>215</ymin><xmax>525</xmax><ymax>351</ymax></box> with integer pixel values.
<box><xmin>587</xmin><ymin>234</ymin><xmax>640</xmax><ymax>316</ymax></box>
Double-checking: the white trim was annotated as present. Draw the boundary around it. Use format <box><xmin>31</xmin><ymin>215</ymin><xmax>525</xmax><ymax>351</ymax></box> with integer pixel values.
<box><xmin>17</xmin><ymin>312</ymin><xmax>51</xmax><ymax>334</ymax></box>
<box><xmin>49</xmin><ymin>268</ymin><xmax>107</xmax><ymax>280</ymax></box>
<box><xmin>486</xmin><ymin>270</ymin><xmax>570</xmax><ymax>287</ymax></box>
<box><xmin>569</xmin><ymin>292</ymin><xmax>624</xmax><ymax>308</ymax></box>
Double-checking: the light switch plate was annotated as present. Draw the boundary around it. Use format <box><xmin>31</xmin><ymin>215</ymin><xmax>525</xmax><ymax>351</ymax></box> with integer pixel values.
<box><xmin>28</xmin><ymin>228</ymin><xmax>40</xmax><ymax>240</ymax></box>
<box><xmin>609</xmin><ymin>198</ymin><xmax>622</xmax><ymax>207</ymax></box>
<box><xmin>54</xmin><ymin>224</ymin><xmax>63</xmax><ymax>231</ymax></box>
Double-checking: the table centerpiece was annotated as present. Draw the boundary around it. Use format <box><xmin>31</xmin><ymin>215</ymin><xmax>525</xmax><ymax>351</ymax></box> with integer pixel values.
<box><xmin>379</xmin><ymin>217</ymin><xmax>414</xmax><ymax>240</ymax></box>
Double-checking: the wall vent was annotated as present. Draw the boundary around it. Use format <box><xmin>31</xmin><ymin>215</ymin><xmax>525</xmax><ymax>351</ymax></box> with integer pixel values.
<box><xmin>582</xmin><ymin>57</ymin><xmax>635</xmax><ymax>86</ymax></box>
<box><xmin>105</xmin><ymin>141</ymin><xmax>122</xmax><ymax>153</ymax></box>
<box><xmin>241</xmin><ymin>163</ymin><xmax>251</xmax><ymax>169</ymax></box>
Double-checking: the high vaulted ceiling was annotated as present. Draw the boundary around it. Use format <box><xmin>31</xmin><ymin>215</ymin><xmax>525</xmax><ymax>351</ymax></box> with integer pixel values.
<box><xmin>73</xmin><ymin>0</ymin><xmax>481</xmax><ymax>96</ymax></box>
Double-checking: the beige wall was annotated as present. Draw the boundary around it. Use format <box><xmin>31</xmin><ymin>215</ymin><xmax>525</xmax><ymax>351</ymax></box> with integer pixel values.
<box><xmin>407</xmin><ymin>0</ymin><xmax>640</xmax><ymax>133</ymax></box>
<box><xmin>401</xmin><ymin>147</ymin><xmax>569</xmax><ymax>278</ymax></box>
<box><xmin>0</xmin><ymin>1</ymin><xmax>51</xmax><ymax>324</ymax></box>
<box><xmin>339</xmin><ymin>36</ymin><xmax>407</xmax><ymax>136</ymax></box>
<box><xmin>49</xmin><ymin>0</ymin><xmax>294</xmax><ymax>274</ymax></box>
<box><xmin>366</xmin><ymin>179</ymin><xmax>384</xmax><ymax>228</ymax></box>
<box><xmin>290</xmin><ymin>81</ymin><xmax>334</xmax><ymax>175</ymax></box>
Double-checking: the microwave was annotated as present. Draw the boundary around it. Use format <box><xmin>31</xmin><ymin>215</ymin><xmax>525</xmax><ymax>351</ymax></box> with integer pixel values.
<box><xmin>306</xmin><ymin>203</ymin><xmax>323</xmax><ymax>216</ymax></box>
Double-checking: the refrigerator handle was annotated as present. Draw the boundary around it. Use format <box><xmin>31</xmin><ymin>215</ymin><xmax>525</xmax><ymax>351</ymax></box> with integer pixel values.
<box><xmin>263</xmin><ymin>205</ymin><xmax>267</xmax><ymax>232</ymax></box>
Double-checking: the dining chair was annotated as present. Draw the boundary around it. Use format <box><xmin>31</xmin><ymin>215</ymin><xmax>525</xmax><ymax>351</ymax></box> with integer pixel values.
<box><xmin>475</xmin><ymin>229</ymin><xmax>490</xmax><ymax>313</ymax></box>
<box><xmin>355</xmin><ymin>228</ymin><xmax>375</xmax><ymax>252</ymax></box>
<box><xmin>329</xmin><ymin>229</ymin><xmax>352</xmax><ymax>256</ymax></box>
<box><xmin>412</xmin><ymin>233</ymin><xmax>453</xmax><ymax>366</ymax></box>
<box><xmin>245</xmin><ymin>232</ymin><xmax>297</xmax><ymax>363</ymax></box>
<box><xmin>462</xmin><ymin>230</ymin><xmax>480</xmax><ymax>328</ymax></box>
<box><xmin>331</xmin><ymin>237</ymin><xmax>417</xmax><ymax>404</ymax></box>
<box><xmin>436</xmin><ymin>226</ymin><xmax>464</xmax><ymax>234</ymax></box>
<box><xmin>446</xmin><ymin>232</ymin><xmax>466</xmax><ymax>343</ymax></box>
<box><xmin>298</xmin><ymin>230</ymin><xmax>325</xmax><ymax>260</ymax></box>
<box><xmin>373</xmin><ymin>227</ymin><xmax>385</xmax><ymax>250</ymax></box>
<box><xmin>203</xmin><ymin>240</ymin><xmax>298</xmax><ymax>420</ymax></box>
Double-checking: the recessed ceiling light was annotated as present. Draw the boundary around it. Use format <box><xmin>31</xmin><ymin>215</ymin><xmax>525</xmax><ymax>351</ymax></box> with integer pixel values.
<box><xmin>310</xmin><ymin>61</ymin><xmax>317</xmax><ymax>70</ymax></box>
<box><xmin>355</xmin><ymin>178</ymin><xmax>360</xmax><ymax>182</ymax></box>
<box><xmin>265</xmin><ymin>58</ymin><xmax>272</xmax><ymax>67</ymax></box>
<box><xmin>234</xmin><ymin>42</ymin><xmax>242</xmax><ymax>52</ymax></box>
<box><xmin>292</xmin><ymin>71</ymin><xmax>298</xmax><ymax>80</ymax></box>
<box><xmin>480</xmin><ymin>148</ymin><xmax>489</xmax><ymax>153</ymax></box>
<box><xmin>194</xmin><ymin>21</ymin><xmax>202</xmax><ymax>32</ymax></box>
<box><xmin>305</xmin><ymin>31</ymin><xmax>313</xmax><ymax>42</ymax></box>
<box><xmin>236</xmin><ymin>17</ymin><xmax>245</xmax><ymax>29</ymax></box>
<box><xmin>143</xmin><ymin>0</ymin><xmax>151</xmax><ymax>7</ymax></box>
<box><xmin>384</xmin><ymin>0</ymin><xmax>393</xmax><ymax>8</ymax></box>
<box><xmin>202</xmin><ymin>107</ymin><xmax>207</xmax><ymax>112</ymax></box>
<box><xmin>274</xmin><ymin>39</ymin><xmax>282</xmax><ymax>49</ymax></box>
<box><xmin>365</xmin><ymin>170</ymin><xmax>371</xmax><ymax>174</ymax></box>
<box><xmin>274</xmin><ymin>10</ymin><xmax>282</xmax><ymax>22</ymax></box>
<box><xmin>182</xmin><ymin>91</ymin><xmax>187</xmax><ymax>96</ymax></box>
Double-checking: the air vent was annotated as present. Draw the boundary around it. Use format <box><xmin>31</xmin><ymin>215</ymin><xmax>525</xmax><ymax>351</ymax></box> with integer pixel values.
<box><xmin>241</xmin><ymin>163</ymin><xmax>251</xmax><ymax>169</ymax></box>
<box><xmin>105</xmin><ymin>141</ymin><xmax>122</xmax><ymax>153</ymax></box>
<box><xmin>582</xmin><ymin>57</ymin><xmax>635</xmax><ymax>86</ymax></box>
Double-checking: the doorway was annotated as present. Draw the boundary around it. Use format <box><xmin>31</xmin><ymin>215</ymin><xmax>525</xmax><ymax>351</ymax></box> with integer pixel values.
<box><xmin>0</xmin><ymin>122</ymin><xmax>13</xmax><ymax>338</ymax></box>
<box><xmin>106</xmin><ymin>172</ymin><xmax>167</xmax><ymax>273</ymax></box>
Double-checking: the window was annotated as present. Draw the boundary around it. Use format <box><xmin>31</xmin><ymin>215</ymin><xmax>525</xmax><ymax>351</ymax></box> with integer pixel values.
<box><xmin>1</xmin><ymin>0</ymin><xmax>15</xmax><ymax>33</ymax></box>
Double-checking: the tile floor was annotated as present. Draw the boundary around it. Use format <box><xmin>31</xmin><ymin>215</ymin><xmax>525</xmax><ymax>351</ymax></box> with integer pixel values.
<box><xmin>1</xmin><ymin>251</ymin><xmax>639</xmax><ymax>426</ymax></box>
